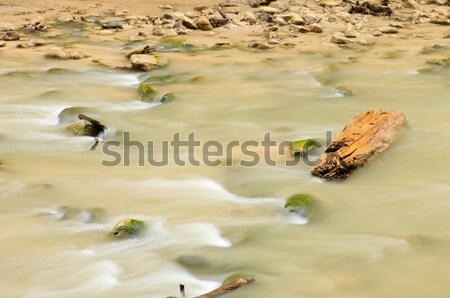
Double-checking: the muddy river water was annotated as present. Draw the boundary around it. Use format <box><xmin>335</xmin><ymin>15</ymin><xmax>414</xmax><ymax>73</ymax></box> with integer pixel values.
<box><xmin>0</xmin><ymin>40</ymin><xmax>450</xmax><ymax>298</ymax></box>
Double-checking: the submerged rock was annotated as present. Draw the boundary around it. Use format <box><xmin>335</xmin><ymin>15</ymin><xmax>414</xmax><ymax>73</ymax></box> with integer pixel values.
<box><xmin>176</xmin><ymin>255</ymin><xmax>209</xmax><ymax>268</ymax></box>
<box><xmin>66</xmin><ymin>114</ymin><xmax>106</xmax><ymax>137</ymax></box>
<box><xmin>111</xmin><ymin>218</ymin><xmax>146</xmax><ymax>238</ymax></box>
<box><xmin>426</xmin><ymin>58</ymin><xmax>449</xmax><ymax>67</ymax></box>
<box><xmin>336</xmin><ymin>85</ymin><xmax>356</xmax><ymax>96</ymax></box>
<box><xmin>291</xmin><ymin>139</ymin><xmax>320</xmax><ymax>155</ymax></box>
<box><xmin>284</xmin><ymin>193</ymin><xmax>316</xmax><ymax>220</ymax></box>
<box><xmin>130</xmin><ymin>54</ymin><xmax>168</xmax><ymax>71</ymax></box>
<box><xmin>159</xmin><ymin>92</ymin><xmax>175</xmax><ymax>103</ymax></box>
<box><xmin>222</xmin><ymin>273</ymin><xmax>254</xmax><ymax>285</ymax></box>
<box><xmin>138</xmin><ymin>83</ymin><xmax>157</xmax><ymax>101</ymax></box>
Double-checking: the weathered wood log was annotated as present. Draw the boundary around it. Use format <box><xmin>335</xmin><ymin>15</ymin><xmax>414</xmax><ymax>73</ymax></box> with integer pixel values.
<box><xmin>311</xmin><ymin>109</ymin><xmax>406</xmax><ymax>180</ymax></box>
<box><xmin>193</xmin><ymin>278</ymin><xmax>254</xmax><ymax>298</ymax></box>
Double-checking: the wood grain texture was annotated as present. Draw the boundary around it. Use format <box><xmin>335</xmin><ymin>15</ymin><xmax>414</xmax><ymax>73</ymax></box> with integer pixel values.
<box><xmin>311</xmin><ymin>109</ymin><xmax>406</xmax><ymax>180</ymax></box>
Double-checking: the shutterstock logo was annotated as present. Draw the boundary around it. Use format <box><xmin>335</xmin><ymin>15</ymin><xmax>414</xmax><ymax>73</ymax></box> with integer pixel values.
<box><xmin>101</xmin><ymin>131</ymin><xmax>333</xmax><ymax>167</ymax></box>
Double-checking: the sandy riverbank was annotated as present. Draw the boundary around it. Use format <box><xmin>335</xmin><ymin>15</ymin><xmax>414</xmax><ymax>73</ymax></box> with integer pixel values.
<box><xmin>0</xmin><ymin>0</ymin><xmax>448</xmax><ymax>70</ymax></box>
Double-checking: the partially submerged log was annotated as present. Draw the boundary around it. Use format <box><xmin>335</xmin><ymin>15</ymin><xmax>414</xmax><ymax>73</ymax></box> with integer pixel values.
<box><xmin>165</xmin><ymin>277</ymin><xmax>254</xmax><ymax>298</ymax></box>
<box><xmin>311</xmin><ymin>109</ymin><xmax>406</xmax><ymax>180</ymax></box>
<box><xmin>193</xmin><ymin>277</ymin><xmax>254</xmax><ymax>298</ymax></box>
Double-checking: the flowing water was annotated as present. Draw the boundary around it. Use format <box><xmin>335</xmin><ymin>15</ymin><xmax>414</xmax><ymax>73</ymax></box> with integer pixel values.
<box><xmin>0</xmin><ymin>39</ymin><xmax>450</xmax><ymax>298</ymax></box>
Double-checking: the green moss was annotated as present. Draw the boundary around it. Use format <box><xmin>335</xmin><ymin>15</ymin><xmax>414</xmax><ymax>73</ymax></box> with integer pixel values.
<box><xmin>111</xmin><ymin>218</ymin><xmax>146</xmax><ymax>239</ymax></box>
<box><xmin>191</xmin><ymin>76</ymin><xmax>205</xmax><ymax>82</ymax></box>
<box><xmin>66</xmin><ymin>119</ymin><xmax>103</xmax><ymax>137</ymax></box>
<box><xmin>291</xmin><ymin>139</ymin><xmax>320</xmax><ymax>155</ymax></box>
<box><xmin>222</xmin><ymin>273</ymin><xmax>253</xmax><ymax>286</ymax></box>
<box><xmin>159</xmin><ymin>37</ymin><xmax>186</xmax><ymax>48</ymax></box>
<box><xmin>138</xmin><ymin>83</ymin><xmax>157</xmax><ymax>101</ymax></box>
<box><xmin>284</xmin><ymin>193</ymin><xmax>316</xmax><ymax>218</ymax></box>
<box><xmin>47</xmin><ymin>68</ymin><xmax>69</xmax><ymax>73</ymax></box>
<box><xmin>426</xmin><ymin>58</ymin><xmax>449</xmax><ymax>67</ymax></box>
<box><xmin>383</xmin><ymin>51</ymin><xmax>398</xmax><ymax>59</ymax></box>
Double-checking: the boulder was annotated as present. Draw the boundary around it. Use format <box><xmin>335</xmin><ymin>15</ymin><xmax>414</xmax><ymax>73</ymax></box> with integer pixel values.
<box><xmin>66</xmin><ymin>114</ymin><xmax>106</xmax><ymax>137</ymax></box>
<box><xmin>130</xmin><ymin>54</ymin><xmax>168</xmax><ymax>71</ymax></box>
<box><xmin>196</xmin><ymin>16</ymin><xmax>214</xmax><ymax>31</ymax></box>
<box><xmin>111</xmin><ymin>218</ymin><xmax>146</xmax><ymax>239</ymax></box>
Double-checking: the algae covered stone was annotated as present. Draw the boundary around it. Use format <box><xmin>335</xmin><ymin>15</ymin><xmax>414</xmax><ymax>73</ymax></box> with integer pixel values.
<box><xmin>66</xmin><ymin>114</ymin><xmax>106</xmax><ymax>137</ymax></box>
<box><xmin>159</xmin><ymin>92</ymin><xmax>175</xmax><ymax>103</ymax></box>
<box><xmin>111</xmin><ymin>218</ymin><xmax>146</xmax><ymax>238</ymax></box>
<box><xmin>284</xmin><ymin>193</ymin><xmax>316</xmax><ymax>219</ymax></box>
<box><xmin>222</xmin><ymin>273</ymin><xmax>254</xmax><ymax>285</ymax></box>
<box><xmin>291</xmin><ymin>139</ymin><xmax>320</xmax><ymax>155</ymax></box>
<box><xmin>138</xmin><ymin>83</ymin><xmax>157</xmax><ymax>101</ymax></box>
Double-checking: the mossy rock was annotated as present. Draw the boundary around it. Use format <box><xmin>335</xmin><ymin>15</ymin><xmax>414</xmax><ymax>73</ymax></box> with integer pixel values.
<box><xmin>47</xmin><ymin>68</ymin><xmax>70</xmax><ymax>73</ymax></box>
<box><xmin>191</xmin><ymin>76</ymin><xmax>205</xmax><ymax>82</ymax></box>
<box><xmin>336</xmin><ymin>85</ymin><xmax>356</xmax><ymax>96</ymax></box>
<box><xmin>426</xmin><ymin>58</ymin><xmax>449</xmax><ymax>67</ymax></box>
<box><xmin>142</xmin><ymin>75</ymin><xmax>177</xmax><ymax>85</ymax></box>
<box><xmin>222</xmin><ymin>273</ymin><xmax>254</xmax><ymax>286</ymax></box>
<box><xmin>66</xmin><ymin>119</ymin><xmax>103</xmax><ymax>137</ymax></box>
<box><xmin>159</xmin><ymin>92</ymin><xmax>175</xmax><ymax>103</ymax></box>
<box><xmin>111</xmin><ymin>218</ymin><xmax>146</xmax><ymax>239</ymax></box>
<box><xmin>176</xmin><ymin>255</ymin><xmax>209</xmax><ymax>269</ymax></box>
<box><xmin>159</xmin><ymin>37</ymin><xmax>186</xmax><ymax>48</ymax></box>
<box><xmin>284</xmin><ymin>193</ymin><xmax>316</xmax><ymax>219</ymax></box>
<box><xmin>383</xmin><ymin>51</ymin><xmax>399</xmax><ymax>59</ymax></box>
<box><xmin>138</xmin><ymin>83</ymin><xmax>157</xmax><ymax>102</ymax></box>
<box><xmin>290</xmin><ymin>139</ymin><xmax>320</xmax><ymax>155</ymax></box>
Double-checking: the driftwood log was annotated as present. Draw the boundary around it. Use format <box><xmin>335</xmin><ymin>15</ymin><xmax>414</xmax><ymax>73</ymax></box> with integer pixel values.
<box><xmin>193</xmin><ymin>278</ymin><xmax>254</xmax><ymax>298</ymax></box>
<box><xmin>165</xmin><ymin>278</ymin><xmax>254</xmax><ymax>298</ymax></box>
<box><xmin>311</xmin><ymin>109</ymin><xmax>406</xmax><ymax>180</ymax></box>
